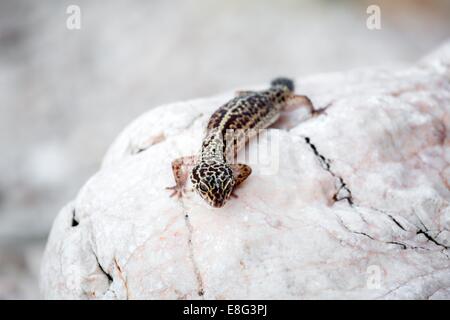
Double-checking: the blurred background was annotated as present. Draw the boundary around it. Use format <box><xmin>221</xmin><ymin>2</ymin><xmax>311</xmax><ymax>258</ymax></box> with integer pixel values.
<box><xmin>0</xmin><ymin>0</ymin><xmax>449</xmax><ymax>299</ymax></box>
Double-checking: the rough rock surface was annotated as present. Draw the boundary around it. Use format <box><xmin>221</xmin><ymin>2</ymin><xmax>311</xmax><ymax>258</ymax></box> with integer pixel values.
<box><xmin>41</xmin><ymin>43</ymin><xmax>450</xmax><ymax>299</ymax></box>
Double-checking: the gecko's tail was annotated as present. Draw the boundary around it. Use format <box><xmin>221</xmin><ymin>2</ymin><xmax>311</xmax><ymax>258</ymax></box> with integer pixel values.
<box><xmin>270</xmin><ymin>77</ymin><xmax>295</xmax><ymax>92</ymax></box>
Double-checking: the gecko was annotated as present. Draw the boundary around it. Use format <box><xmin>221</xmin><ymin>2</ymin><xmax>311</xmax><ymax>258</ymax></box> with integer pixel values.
<box><xmin>166</xmin><ymin>77</ymin><xmax>323</xmax><ymax>208</ymax></box>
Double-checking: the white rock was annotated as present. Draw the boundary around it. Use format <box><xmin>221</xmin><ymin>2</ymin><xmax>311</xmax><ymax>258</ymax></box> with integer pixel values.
<box><xmin>41</xmin><ymin>42</ymin><xmax>450</xmax><ymax>299</ymax></box>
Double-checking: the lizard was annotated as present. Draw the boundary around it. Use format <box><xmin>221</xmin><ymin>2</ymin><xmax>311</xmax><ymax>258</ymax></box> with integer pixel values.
<box><xmin>166</xmin><ymin>77</ymin><xmax>323</xmax><ymax>208</ymax></box>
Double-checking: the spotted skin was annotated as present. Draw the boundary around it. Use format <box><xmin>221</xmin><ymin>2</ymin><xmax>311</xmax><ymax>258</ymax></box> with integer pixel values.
<box><xmin>167</xmin><ymin>77</ymin><xmax>318</xmax><ymax>208</ymax></box>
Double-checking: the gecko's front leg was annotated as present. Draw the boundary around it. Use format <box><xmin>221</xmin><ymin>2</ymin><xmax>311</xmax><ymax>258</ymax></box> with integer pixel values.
<box><xmin>286</xmin><ymin>94</ymin><xmax>327</xmax><ymax>115</ymax></box>
<box><xmin>235</xmin><ymin>90</ymin><xmax>256</xmax><ymax>97</ymax></box>
<box><xmin>166</xmin><ymin>155</ymin><xmax>197</xmax><ymax>198</ymax></box>
<box><xmin>229</xmin><ymin>163</ymin><xmax>252</xmax><ymax>198</ymax></box>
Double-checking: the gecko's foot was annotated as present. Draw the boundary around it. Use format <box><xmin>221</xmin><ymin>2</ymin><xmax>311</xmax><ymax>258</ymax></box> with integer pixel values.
<box><xmin>311</xmin><ymin>101</ymin><xmax>333</xmax><ymax>116</ymax></box>
<box><xmin>166</xmin><ymin>185</ymin><xmax>186</xmax><ymax>198</ymax></box>
<box><xmin>230</xmin><ymin>191</ymin><xmax>239</xmax><ymax>199</ymax></box>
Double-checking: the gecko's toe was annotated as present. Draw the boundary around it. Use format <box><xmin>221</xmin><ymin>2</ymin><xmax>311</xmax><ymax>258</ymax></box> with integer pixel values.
<box><xmin>166</xmin><ymin>185</ymin><xmax>187</xmax><ymax>198</ymax></box>
<box><xmin>312</xmin><ymin>101</ymin><xmax>332</xmax><ymax>116</ymax></box>
<box><xmin>312</xmin><ymin>108</ymin><xmax>327</xmax><ymax>116</ymax></box>
<box><xmin>166</xmin><ymin>185</ymin><xmax>180</xmax><ymax>198</ymax></box>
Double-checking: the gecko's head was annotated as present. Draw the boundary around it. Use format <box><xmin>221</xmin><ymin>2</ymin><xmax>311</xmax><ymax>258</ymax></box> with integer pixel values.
<box><xmin>270</xmin><ymin>77</ymin><xmax>295</xmax><ymax>93</ymax></box>
<box><xmin>190</xmin><ymin>162</ymin><xmax>235</xmax><ymax>208</ymax></box>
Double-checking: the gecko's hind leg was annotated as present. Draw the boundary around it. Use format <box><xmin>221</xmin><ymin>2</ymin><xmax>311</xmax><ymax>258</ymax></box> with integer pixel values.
<box><xmin>229</xmin><ymin>163</ymin><xmax>252</xmax><ymax>198</ymax></box>
<box><xmin>166</xmin><ymin>155</ymin><xmax>197</xmax><ymax>198</ymax></box>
